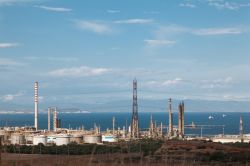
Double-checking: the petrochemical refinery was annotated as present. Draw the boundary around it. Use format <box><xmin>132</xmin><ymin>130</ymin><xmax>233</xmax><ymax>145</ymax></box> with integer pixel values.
<box><xmin>0</xmin><ymin>80</ymin><xmax>248</xmax><ymax>146</ymax></box>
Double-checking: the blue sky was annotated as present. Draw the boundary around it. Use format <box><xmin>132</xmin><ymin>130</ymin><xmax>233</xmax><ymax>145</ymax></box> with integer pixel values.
<box><xmin>0</xmin><ymin>0</ymin><xmax>250</xmax><ymax>111</ymax></box>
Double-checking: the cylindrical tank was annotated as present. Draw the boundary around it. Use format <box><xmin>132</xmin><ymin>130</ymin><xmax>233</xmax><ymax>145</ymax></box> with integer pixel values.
<box><xmin>47</xmin><ymin>135</ymin><xmax>56</xmax><ymax>144</ymax></box>
<box><xmin>25</xmin><ymin>134</ymin><xmax>34</xmax><ymax>144</ymax></box>
<box><xmin>33</xmin><ymin>135</ymin><xmax>47</xmax><ymax>145</ymax></box>
<box><xmin>102</xmin><ymin>135</ymin><xmax>117</xmax><ymax>143</ymax></box>
<box><xmin>83</xmin><ymin>135</ymin><xmax>102</xmax><ymax>144</ymax></box>
<box><xmin>55</xmin><ymin>134</ymin><xmax>70</xmax><ymax>145</ymax></box>
<box><xmin>11</xmin><ymin>133</ymin><xmax>25</xmax><ymax>145</ymax></box>
<box><xmin>70</xmin><ymin>134</ymin><xmax>83</xmax><ymax>144</ymax></box>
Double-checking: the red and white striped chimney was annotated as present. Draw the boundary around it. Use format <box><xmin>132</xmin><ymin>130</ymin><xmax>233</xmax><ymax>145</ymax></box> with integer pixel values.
<box><xmin>34</xmin><ymin>81</ymin><xmax>38</xmax><ymax>130</ymax></box>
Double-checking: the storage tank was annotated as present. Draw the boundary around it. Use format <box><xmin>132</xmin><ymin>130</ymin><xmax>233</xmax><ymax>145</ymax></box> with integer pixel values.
<box><xmin>83</xmin><ymin>135</ymin><xmax>102</xmax><ymax>144</ymax></box>
<box><xmin>25</xmin><ymin>134</ymin><xmax>34</xmax><ymax>144</ymax></box>
<box><xmin>70</xmin><ymin>134</ymin><xmax>83</xmax><ymax>144</ymax></box>
<box><xmin>11</xmin><ymin>133</ymin><xmax>25</xmax><ymax>145</ymax></box>
<box><xmin>33</xmin><ymin>135</ymin><xmax>47</xmax><ymax>145</ymax></box>
<box><xmin>55</xmin><ymin>134</ymin><xmax>70</xmax><ymax>145</ymax></box>
<box><xmin>47</xmin><ymin>135</ymin><xmax>56</xmax><ymax>144</ymax></box>
<box><xmin>102</xmin><ymin>135</ymin><xmax>117</xmax><ymax>143</ymax></box>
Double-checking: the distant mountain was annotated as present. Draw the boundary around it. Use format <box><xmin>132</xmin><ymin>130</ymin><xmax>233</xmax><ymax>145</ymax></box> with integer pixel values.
<box><xmin>1</xmin><ymin>99</ymin><xmax>250</xmax><ymax>113</ymax></box>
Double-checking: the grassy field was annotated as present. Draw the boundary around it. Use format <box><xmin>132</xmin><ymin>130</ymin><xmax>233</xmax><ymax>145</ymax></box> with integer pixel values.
<box><xmin>2</xmin><ymin>140</ymin><xmax>250</xmax><ymax>166</ymax></box>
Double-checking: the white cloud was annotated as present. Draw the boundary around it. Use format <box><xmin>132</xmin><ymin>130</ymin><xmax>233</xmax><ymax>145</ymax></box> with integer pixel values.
<box><xmin>145</xmin><ymin>78</ymin><xmax>183</xmax><ymax>87</ymax></box>
<box><xmin>144</xmin><ymin>39</ymin><xmax>176</xmax><ymax>47</ymax></box>
<box><xmin>201</xmin><ymin>77</ymin><xmax>233</xmax><ymax>89</ymax></box>
<box><xmin>162</xmin><ymin>78</ymin><xmax>183</xmax><ymax>86</ymax></box>
<box><xmin>154</xmin><ymin>25</ymin><xmax>246</xmax><ymax>38</ymax></box>
<box><xmin>35</xmin><ymin>5</ymin><xmax>72</xmax><ymax>12</ymax></box>
<box><xmin>1</xmin><ymin>91</ymin><xmax>24</xmax><ymax>102</ymax></box>
<box><xmin>0</xmin><ymin>42</ymin><xmax>19</xmax><ymax>48</ymax></box>
<box><xmin>114</xmin><ymin>19</ymin><xmax>153</xmax><ymax>24</ymax></box>
<box><xmin>107</xmin><ymin>10</ymin><xmax>120</xmax><ymax>14</ymax></box>
<box><xmin>205</xmin><ymin>0</ymin><xmax>250</xmax><ymax>10</ymax></box>
<box><xmin>0</xmin><ymin>58</ymin><xmax>24</xmax><ymax>66</ymax></box>
<box><xmin>49</xmin><ymin>66</ymin><xmax>109</xmax><ymax>77</ymax></box>
<box><xmin>0</xmin><ymin>0</ymin><xmax>35</xmax><ymax>6</ymax></box>
<box><xmin>74</xmin><ymin>20</ymin><xmax>112</xmax><ymax>34</ymax></box>
<box><xmin>24</xmin><ymin>56</ymin><xmax>78</xmax><ymax>62</ymax></box>
<box><xmin>144</xmin><ymin>11</ymin><xmax>160</xmax><ymax>15</ymax></box>
<box><xmin>193</xmin><ymin>27</ymin><xmax>242</xmax><ymax>35</ymax></box>
<box><xmin>179</xmin><ymin>3</ymin><xmax>196</xmax><ymax>8</ymax></box>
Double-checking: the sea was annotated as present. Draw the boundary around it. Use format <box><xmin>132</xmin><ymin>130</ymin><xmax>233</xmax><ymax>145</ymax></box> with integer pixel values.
<box><xmin>0</xmin><ymin>112</ymin><xmax>249</xmax><ymax>137</ymax></box>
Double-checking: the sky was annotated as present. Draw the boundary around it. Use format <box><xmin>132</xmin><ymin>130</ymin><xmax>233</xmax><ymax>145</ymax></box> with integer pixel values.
<box><xmin>0</xmin><ymin>0</ymin><xmax>250</xmax><ymax>112</ymax></box>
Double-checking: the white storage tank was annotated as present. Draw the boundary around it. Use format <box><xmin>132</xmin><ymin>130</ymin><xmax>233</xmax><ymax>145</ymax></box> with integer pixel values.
<box><xmin>83</xmin><ymin>135</ymin><xmax>102</xmax><ymax>144</ymax></box>
<box><xmin>70</xmin><ymin>134</ymin><xmax>83</xmax><ymax>144</ymax></box>
<box><xmin>47</xmin><ymin>135</ymin><xmax>56</xmax><ymax>144</ymax></box>
<box><xmin>11</xmin><ymin>133</ymin><xmax>25</xmax><ymax>145</ymax></box>
<box><xmin>55</xmin><ymin>134</ymin><xmax>70</xmax><ymax>145</ymax></box>
<box><xmin>102</xmin><ymin>135</ymin><xmax>117</xmax><ymax>143</ymax></box>
<box><xmin>33</xmin><ymin>135</ymin><xmax>47</xmax><ymax>145</ymax></box>
<box><xmin>25</xmin><ymin>134</ymin><xmax>34</xmax><ymax>144</ymax></box>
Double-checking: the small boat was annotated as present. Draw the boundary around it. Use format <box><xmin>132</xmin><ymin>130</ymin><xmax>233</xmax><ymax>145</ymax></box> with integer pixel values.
<box><xmin>222</xmin><ymin>114</ymin><xmax>226</xmax><ymax>118</ymax></box>
<box><xmin>208</xmin><ymin>115</ymin><xmax>214</xmax><ymax>119</ymax></box>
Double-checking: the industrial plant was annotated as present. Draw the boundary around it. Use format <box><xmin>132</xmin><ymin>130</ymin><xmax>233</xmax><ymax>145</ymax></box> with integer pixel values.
<box><xmin>0</xmin><ymin>79</ymin><xmax>249</xmax><ymax>147</ymax></box>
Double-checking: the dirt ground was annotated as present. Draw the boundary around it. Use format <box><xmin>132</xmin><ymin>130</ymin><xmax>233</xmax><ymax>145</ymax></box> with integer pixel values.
<box><xmin>1</xmin><ymin>153</ymin><xmax>249</xmax><ymax>166</ymax></box>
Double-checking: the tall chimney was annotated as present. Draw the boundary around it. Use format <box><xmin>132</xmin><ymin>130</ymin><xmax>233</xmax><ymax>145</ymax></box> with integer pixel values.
<box><xmin>178</xmin><ymin>103</ymin><xmax>182</xmax><ymax>137</ymax></box>
<box><xmin>34</xmin><ymin>81</ymin><xmax>38</xmax><ymax>130</ymax></box>
<box><xmin>178</xmin><ymin>101</ymin><xmax>185</xmax><ymax>138</ymax></box>
<box><xmin>53</xmin><ymin>108</ymin><xmax>57</xmax><ymax>132</ymax></box>
<box><xmin>112</xmin><ymin>116</ymin><xmax>115</xmax><ymax>135</ymax></box>
<box><xmin>181</xmin><ymin>101</ymin><xmax>185</xmax><ymax>136</ymax></box>
<box><xmin>168</xmin><ymin>98</ymin><xmax>173</xmax><ymax>137</ymax></box>
<box><xmin>48</xmin><ymin>107</ymin><xmax>51</xmax><ymax>131</ymax></box>
<box><xmin>240</xmin><ymin>116</ymin><xmax>243</xmax><ymax>143</ymax></box>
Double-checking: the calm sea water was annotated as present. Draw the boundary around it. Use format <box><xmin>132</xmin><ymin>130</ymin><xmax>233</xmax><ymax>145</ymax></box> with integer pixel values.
<box><xmin>0</xmin><ymin>112</ymin><xmax>249</xmax><ymax>136</ymax></box>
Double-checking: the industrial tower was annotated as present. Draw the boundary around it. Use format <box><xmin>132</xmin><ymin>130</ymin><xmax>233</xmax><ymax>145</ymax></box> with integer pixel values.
<box><xmin>131</xmin><ymin>79</ymin><xmax>139</xmax><ymax>138</ymax></box>
<box><xmin>240</xmin><ymin>116</ymin><xmax>243</xmax><ymax>143</ymax></box>
<box><xmin>168</xmin><ymin>98</ymin><xmax>173</xmax><ymax>137</ymax></box>
<box><xmin>34</xmin><ymin>81</ymin><xmax>38</xmax><ymax>131</ymax></box>
<box><xmin>178</xmin><ymin>101</ymin><xmax>185</xmax><ymax>138</ymax></box>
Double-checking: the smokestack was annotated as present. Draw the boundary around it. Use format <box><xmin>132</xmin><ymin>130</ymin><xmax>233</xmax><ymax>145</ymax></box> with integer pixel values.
<box><xmin>53</xmin><ymin>108</ymin><xmax>57</xmax><ymax>132</ymax></box>
<box><xmin>112</xmin><ymin>116</ymin><xmax>115</xmax><ymax>135</ymax></box>
<box><xmin>48</xmin><ymin>107</ymin><xmax>51</xmax><ymax>131</ymax></box>
<box><xmin>240</xmin><ymin>116</ymin><xmax>243</xmax><ymax>143</ymax></box>
<box><xmin>182</xmin><ymin>101</ymin><xmax>185</xmax><ymax>136</ymax></box>
<box><xmin>168</xmin><ymin>98</ymin><xmax>173</xmax><ymax>137</ymax></box>
<box><xmin>178</xmin><ymin>101</ymin><xmax>185</xmax><ymax>138</ymax></box>
<box><xmin>34</xmin><ymin>81</ymin><xmax>38</xmax><ymax>130</ymax></box>
<box><xmin>149</xmin><ymin>115</ymin><xmax>153</xmax><ymax>138</ymax></box>
<box><xmin>178</xmin><ymin>103</ymin><xmax>182</xmax><ymax>137</ymax></box>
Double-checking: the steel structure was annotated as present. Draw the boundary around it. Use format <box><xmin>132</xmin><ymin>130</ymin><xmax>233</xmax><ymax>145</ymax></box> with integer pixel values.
<box><xmin>131</xmin><ymin>79</ymin><xmax>139</xmax><ymax>138</ymax></box>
